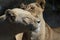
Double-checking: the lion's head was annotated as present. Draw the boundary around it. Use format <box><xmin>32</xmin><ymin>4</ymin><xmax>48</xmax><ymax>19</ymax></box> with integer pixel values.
<box><xmin>5</xmin><ymin>8</ymin><xmax>40</xmax><ymax>30</ymax></box>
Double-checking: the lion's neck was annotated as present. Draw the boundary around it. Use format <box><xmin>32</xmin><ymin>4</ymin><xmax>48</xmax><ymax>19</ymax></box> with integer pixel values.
<box><xmin>45</xmin><ymin>23</ymin><xmax>53</xmax><ymax>40</ymax></box>
<box><xmin>39</xmin><ymin>13</ymin><xmax>53</xmax><ymax>40</ymax></box>
<box><xmin>39</xmin><ymin>13</ymin><xmax>59</xmax><ymax>40</ymax></box>
<box><xmin>38</xmin><ymin>13</ymin><xmax>46</xmax><ymax>40</ymax></box>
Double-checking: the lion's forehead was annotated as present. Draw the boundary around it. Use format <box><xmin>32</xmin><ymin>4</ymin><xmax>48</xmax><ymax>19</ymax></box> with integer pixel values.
<box><xmin>10</xmin><ymin>8</ymin><xmax>31</xmax><ymax>16</ymax></box>
<box><xmin>28</xmin><ymin>3</ymin><xmax>37</xmax><ymax>7</ymax></box>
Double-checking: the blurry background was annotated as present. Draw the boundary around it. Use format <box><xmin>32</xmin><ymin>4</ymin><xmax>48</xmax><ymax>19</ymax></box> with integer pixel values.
<box><xmin>44</xmin><ymin>0</ymin><xmax>60</xmax><ymax>28</ymax></box>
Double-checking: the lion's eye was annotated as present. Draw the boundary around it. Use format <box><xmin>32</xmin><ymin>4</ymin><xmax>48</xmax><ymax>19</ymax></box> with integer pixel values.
<box><xmin>31</xmin><ymin>7</ymin><xmax>35</xmax><ymax>9</ymax></box>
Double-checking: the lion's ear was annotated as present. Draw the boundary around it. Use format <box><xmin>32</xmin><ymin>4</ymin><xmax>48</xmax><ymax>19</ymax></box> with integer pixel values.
<box><xmin>5</xmin><ymin>9</ymin><xmax>11</xmax><ymax>15</ymax></box>
<box><xmin>5</xmin><ymin>9</ymin><xmax>16</xmax><ymax>22</ymax></box>
<box><xmin>35</xmin><ymin>3</ymin><xmax>40</xmax><ymax>7</ymax></box>
<box><xmin>36</xmin><ymin>0</ymin><xmax>46</xmax><ymax>9</ymax></box>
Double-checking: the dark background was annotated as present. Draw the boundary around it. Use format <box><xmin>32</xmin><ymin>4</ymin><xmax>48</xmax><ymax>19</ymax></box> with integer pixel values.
<box><xmin>44</xmin><ymin>0</ymin><xmax>60</xmax><ymax>27</ymax></box>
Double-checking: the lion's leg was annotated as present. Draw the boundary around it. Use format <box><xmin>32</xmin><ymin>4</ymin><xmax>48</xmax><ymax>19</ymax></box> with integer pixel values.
<box><xmin>15</xmin><ymin>33</ymin><xmax>23</xmax><ymax>40</ymax></box>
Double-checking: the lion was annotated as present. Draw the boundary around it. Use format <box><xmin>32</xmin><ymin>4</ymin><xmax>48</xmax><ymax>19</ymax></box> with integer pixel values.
<box><xmin>21</xmin><ymin>2</ymin><xmax>45</xmax><ymax>40</ymax></box>
<box><xmin>0</xmin><ymin>8</ymin><xmax>40</xmax><ymax>40</ymax></box>
<box><xmin>16</xmin><ymin>0</ymin><xmax>60</xmax><ymax>40</ymax></box>
<box><xmin>23</xmin><ymin>2</ymin><xmax>60</xmax><ymax>40</ymax></box>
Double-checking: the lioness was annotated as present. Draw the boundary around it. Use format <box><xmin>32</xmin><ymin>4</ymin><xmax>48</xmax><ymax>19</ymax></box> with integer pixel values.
<box><xmin>0</xmin><ymin>8</ymin><xmax>40</xmax><ymax>40</ymax></box>
<box><xmin>5</xmin><ymin>8</ymin><xmax>40</xmax><ymax>40</ymax></box>
<box><xmin>24</xmin><ymin>2</ymin><xmax>60</xmax><ymax>40</ymax></box>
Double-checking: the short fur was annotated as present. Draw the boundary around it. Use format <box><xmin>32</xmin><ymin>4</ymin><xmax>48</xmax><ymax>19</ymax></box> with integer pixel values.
<box><xmin>23</xmin><ymin>3</ymin><xmax>60</xmax><ymax>40</ymax></box>
<box><xmin>0</xmin><ymin>8</ymin><xmax>40</xmax><ymax>40</ymax></box>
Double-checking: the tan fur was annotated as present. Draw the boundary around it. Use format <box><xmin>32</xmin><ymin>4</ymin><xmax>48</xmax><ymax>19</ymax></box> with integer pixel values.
<box><xmin>16</xmin><ymin>2</ymin><xmax>45</xmax><ymax>40</ymax></box>
<box><xmin>15</xmin><ymin>2</ymin><xmax>60</xmax><ymax>40</ymax></box>
<box><xmin>25</xmin><ymin>3</ymin><xmax>60</xmax><ymax>40</ymax></box>
<box><xmin>15</xmin><ymin>33</ymin><xmax>23</xmax><ymax>40</ymax></box>
<box><xmin>7</xmin><ymin>8</ymin><xmax>40</xmax><ymax>28</ymax></box>
<box><xmin>36</xmin><ymin>0</ymin><xmax>45</xmax><ymax>9</ymax></box>
<box><xmin>5</xmin><ymin>8</ymin><xmax>40</xmax><ymax>40</ymax></box>
<box><xmin>16</xmin><ymin>0</ymin><xmax>60</xmax><ymax>40</ymax></box>
<box><xmin>53</xmin><ymin>27</ymin><xmax>60</xmax><ymax>33</ymax></box>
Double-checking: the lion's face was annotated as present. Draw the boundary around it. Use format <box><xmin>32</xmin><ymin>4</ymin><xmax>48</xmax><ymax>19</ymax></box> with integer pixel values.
<box><xmin>5</xmin><ymin>8</ymin><xmax>40</xmax><ymax>30</ymax></box>
<box><xmin>25</xmin><ymin>3</ymin><xmax>44</xmax><ymax>18</ymax></box>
